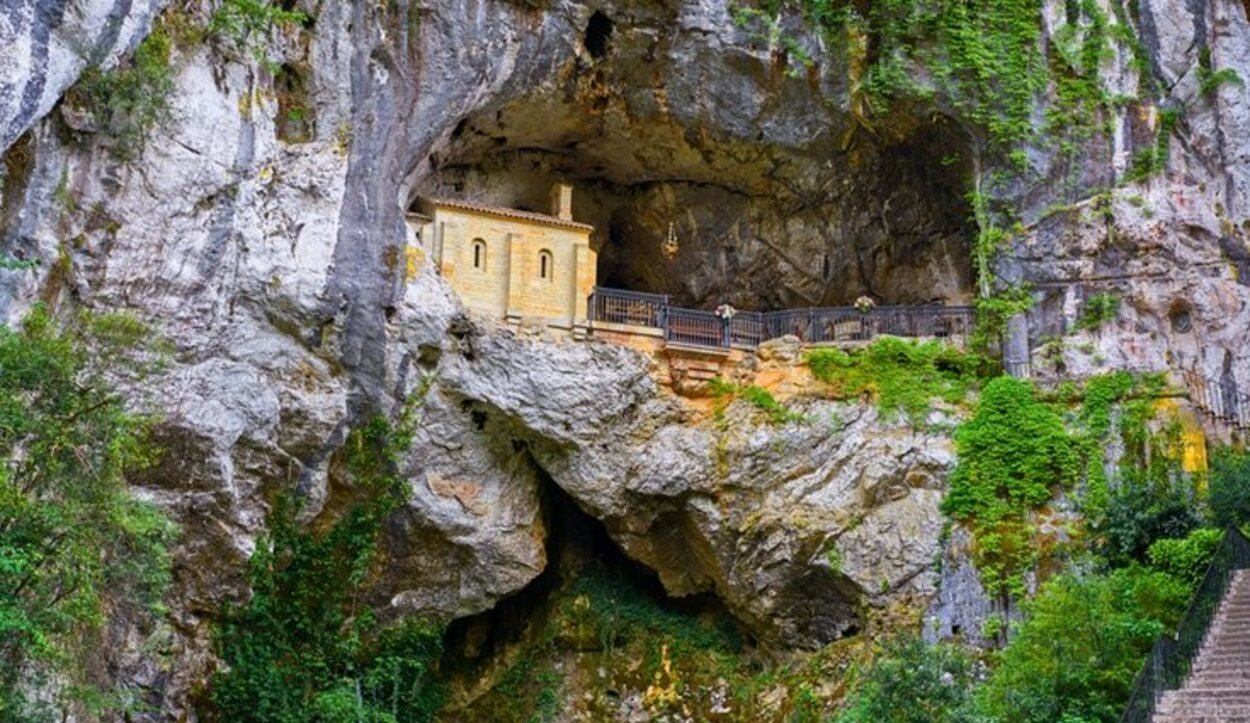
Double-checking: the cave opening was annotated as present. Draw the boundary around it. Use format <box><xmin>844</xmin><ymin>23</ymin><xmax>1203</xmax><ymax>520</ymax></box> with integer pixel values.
<box><xmin>408</xmin><ymin>44</ymin><xmax>976</xmax><ymax>313</ymax></box>
<box><xmin>440</xmin><ymin>470</ymin><xmax>749</xmax><ymax>714</ymax></box>
<box><xmin>584</xmin><ymin>11</ymin><xmax>614</xmax><ymax>60</ymax></box>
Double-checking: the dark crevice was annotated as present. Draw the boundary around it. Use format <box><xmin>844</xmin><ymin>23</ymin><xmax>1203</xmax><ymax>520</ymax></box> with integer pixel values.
<box><xmin>274</xmin><ymin>63</ymin><xmax>315</xmax><ymax>144</ymax></box>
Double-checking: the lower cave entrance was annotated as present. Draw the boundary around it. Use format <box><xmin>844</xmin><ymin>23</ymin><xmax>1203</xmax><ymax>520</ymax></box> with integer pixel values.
<box><xmin>440</xmin><ymin>477</ymin><xmax>753</xmax><ymax>721</ymax></box>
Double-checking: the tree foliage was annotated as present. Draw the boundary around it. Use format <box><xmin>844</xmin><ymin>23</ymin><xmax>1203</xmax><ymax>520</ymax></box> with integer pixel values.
<box><xmin>973</xmin><ymin>567</ymin><xmax>1189</xmax><ymax>723</ymax></box>
<box><xmin>1207</xmin><ymin>448</ymin><xmax>1250</xmax><ymax>530</ymax></box>
<box><xmin>206</xmin><ymin>389</ymin><xmax>445</xmax><ymax>723</ymax></box>
<box><xmin>0</xmin><ymin>305</ymin><xmax>175</xmax><ymax>719</ymax></box>
<box><xmin>835</xmin><ymin>636</ymin><xmax>977</xmax><ymax>723</ymax></box>
<box><xmin>1146</xmin><ymin>527</ymin><xmax>1223</xmax><ymax>587</ymax></box>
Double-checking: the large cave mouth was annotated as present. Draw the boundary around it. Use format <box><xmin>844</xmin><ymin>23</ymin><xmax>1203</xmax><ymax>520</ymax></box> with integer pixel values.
<box><xmin>410</xmin><ymin>88</ymin><xmax>976</xmax><ymax>311</ymax></box>
<box><xmin>440</xmin><ymin>475</ymin><xmax>749</xmax><ymax>714</ymax></box>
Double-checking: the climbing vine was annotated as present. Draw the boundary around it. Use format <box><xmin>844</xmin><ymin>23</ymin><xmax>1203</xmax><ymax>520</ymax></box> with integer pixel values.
<box><xmin>736</xmin><ymin>0</ymin><xmax>1138</xmax><ymax>157</ymax></box>
<box><xmin>940</xmin><ymin>376</ymin><xmax>1078</xmax><ymax>596</ymax></box>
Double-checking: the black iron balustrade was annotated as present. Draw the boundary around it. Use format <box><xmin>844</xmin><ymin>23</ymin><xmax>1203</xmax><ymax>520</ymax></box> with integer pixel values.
<box><xmin>665</xmin><ymin>307</ymin><xmax>726</xmax><ymax>348</ymax></box>
<box><xmin>588</xmin><ymin>288</ymin><xmax>669</xmax><ymax>329</ymax></box>
<box><xmin>1183</xmin><ymin>370</ymin><xmax>1250</xmax><ymax>432</ymax></box>
<box><xmin>730</xmin><ymin>311</ymin><xmax>765</xmax><ymax>348</ymax></box>
<box><xmin>587</xmin><ymin>287</ymin><xmax>975</xmax><ymax>350</ymax></box>
<box><xmin>1121</xmin><ymin>526</ymin><xmax>1250</xmax><ymax>723</ymax></box>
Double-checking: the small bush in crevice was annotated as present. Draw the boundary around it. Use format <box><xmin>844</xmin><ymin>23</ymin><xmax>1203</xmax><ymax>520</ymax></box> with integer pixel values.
<box><xmin>64</xmin><ymin>24</ymin><xmax>176</xmax><ymax>159</ymax></box>
<box><xmin>708</xmin><ymin>377</ymin><xmax>805</xmax><ymax>425</ymax></box>
<box><xmin>273</xmin><ymin>62</ymin><xmax>315</xmax><ymax>143</ymax></box>
<box><xmin>210</xmin><ymin>0</ymin><xmax>308</xmax><ymax>68</ymax></box>
<box><xmin>1074</xmin><ymin>292</ymin><xmax>1120</xmax><ymax>332</ymax></box>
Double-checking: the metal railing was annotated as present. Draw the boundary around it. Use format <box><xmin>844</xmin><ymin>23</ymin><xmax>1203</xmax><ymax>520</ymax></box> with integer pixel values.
<box><xmin>1183</xmin><ymin>371</ymin><xmax>1250</xmax><ymax>432</ymax></box>
<box><xmin>589</xmin><ymin>288</ymin><xmax>669</xmax><ymax>329</ymax></box>
<box><xmin>1121</xmin><ymin>526</ymin><xmax>1250</xmax><ymax>723</ymax></box>
<box><xmin>665</xmin><ymin>307</ymin><xmax>726</xmax><ymax>348</ymax></box>
<box><xmin>587</xmin><ymin>287</ymin><xmax>975</xmax><ymax>350</ymax></box>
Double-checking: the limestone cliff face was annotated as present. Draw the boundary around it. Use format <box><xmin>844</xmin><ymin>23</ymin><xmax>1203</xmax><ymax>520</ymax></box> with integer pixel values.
<box><xmin>1</xmin><ymin>0</ymin><xmax>1249</xmax><ymax>716</ymax></box>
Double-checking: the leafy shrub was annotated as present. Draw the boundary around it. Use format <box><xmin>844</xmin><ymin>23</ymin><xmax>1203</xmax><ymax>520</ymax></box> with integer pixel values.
<box><xmin>1091</xmin><ymin>476</ymin><xmax>1201</xmax><ymax>568</ymax></box>
<box><xmin>207</xmin><ymin>401</ymin><xmax>445</xmax><ymax>722</ymax></box>
<box><xmin>0</xmin><ymin>305</ymin><xmax>176</xmax><ymax>718</ymax></box>
<box><xmin>210</xmin><ymin>0</ymin><xmax>308</xmax><ymax>67</ymax></box>
<box><xmin>941</xmin><ymin>376</ymin><xmax>1078</xmax><ymax>594</ymax></box>
<box><xmin>973</xmin><ymin>567</ymin><xmax>1189</xmax><ymax>723</ymax></box>
<box><xmin>807</xmin><ymin>337</ymin><xmax>991</xmax><ymax>423</ymax></box>
<box><xmin>1147</xmin><ymin>528</ymin><xmax>1223</xmax><ymax>586</ymax></box>
<box><xmin>1074</xmin><ymin>292</ymin><xmax>1120</xmax><ymax>331</ymax></box>
<box><xmin>1207</xmin><ymin>448</ymin><xmax>1250</xmax><ymax>530</ymax></box>
<box><xmin>835</xmin><ymin>636</ymin><xmax>976</xmax><ymax>723</ymax></box>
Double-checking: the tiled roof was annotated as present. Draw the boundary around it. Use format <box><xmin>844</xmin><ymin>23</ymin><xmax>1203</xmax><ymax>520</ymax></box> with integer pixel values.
<box><xmin>422</xmin><ymin>197</ymin><xmax>594</xmax><ymax>232</ymax></box>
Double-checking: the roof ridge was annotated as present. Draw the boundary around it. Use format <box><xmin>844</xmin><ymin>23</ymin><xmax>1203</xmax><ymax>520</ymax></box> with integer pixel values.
<box><xmin>421</xmin><ymin>196</ymin><xmax>594</xmax><ymax>231</ymax></box>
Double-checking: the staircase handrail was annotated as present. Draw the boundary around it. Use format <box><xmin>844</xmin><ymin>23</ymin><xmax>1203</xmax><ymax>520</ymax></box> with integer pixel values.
<box><xmin>1120</xmin><ymin>525</ymin><xmax>1250</xmax><ymax>723</ymax></box>
<box><xmin>1183</xmin><ymin>370</ymin><xmax>1250</xmax><ymax>432</ymax></box>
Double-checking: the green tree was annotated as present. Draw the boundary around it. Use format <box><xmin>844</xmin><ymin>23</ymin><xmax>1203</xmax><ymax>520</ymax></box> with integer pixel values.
<box><xmin>1091</xmin><ymin>478</ymin><xmax>1200</xmax><ymax>568</ymax></box>
<box><xmin>835</xmin><ymin>636</ymin><xmax>976</xmax><ymax>723</ymax></box>
<box><xmin>973</xmin><ymin>567</ymin><xmax>1189</xmax><ymax>723</ymax></box>
<box><xmin>0</xmin><ymin>305</ymin><xmax>175</xmax><ymax>719</ymax></box>
<box><xmin>1208</xmin><ymin>448</ymin><xmax>1250</xmax><ymax>530</ymax></box>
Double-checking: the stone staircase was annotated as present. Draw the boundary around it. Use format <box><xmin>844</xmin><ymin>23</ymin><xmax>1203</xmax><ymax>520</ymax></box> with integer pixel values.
<box><xmin>1154</xmin><ymin>570</ymin><xmax>1250</xmax><ymax>722</ymax></box>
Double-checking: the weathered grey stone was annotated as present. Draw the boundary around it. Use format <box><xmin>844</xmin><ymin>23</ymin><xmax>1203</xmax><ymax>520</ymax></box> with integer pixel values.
<box><xmin>1</xmin><ymin>0</ymin><xmax>170</xmax><ymax>152</ymax></box>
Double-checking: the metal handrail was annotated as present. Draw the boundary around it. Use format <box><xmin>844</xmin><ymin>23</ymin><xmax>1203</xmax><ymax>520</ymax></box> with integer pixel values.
<box><xmin>587</xmin><ymin>287</ymin><xmax>975</xmax><ymax>350</ymax></box>
<box><xmin>1183</xmin><ymin>370</ymin><xmax>1250</xmax><ymax>432</ymax></box>
<box><xmin>1120</xmin><ymin>526</ymin><xmax>1250</xmax><ymax>723</ymax></box>
<box><xmin>665</xmin><ymin>307</ymin><xmax>726</xmax><ymax>348</ymax></box>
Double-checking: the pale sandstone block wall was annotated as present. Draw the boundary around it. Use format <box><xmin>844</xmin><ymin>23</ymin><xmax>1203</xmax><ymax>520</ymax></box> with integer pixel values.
<box><xmin>417</xmin><ymin>203</ymin><xmax>594</xmax><ymax>328</ymax></box>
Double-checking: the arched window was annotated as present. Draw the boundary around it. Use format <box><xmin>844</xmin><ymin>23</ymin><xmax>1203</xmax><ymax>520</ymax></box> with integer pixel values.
<box><xmin>472</xmin><ymin>239</ymin><xmax>486</xmax><ymax>270</ymax></box>
<box><xmin>538</xmin><ymin>250</ymin><xmax>553</xmax><ymax>280</ymax></box>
